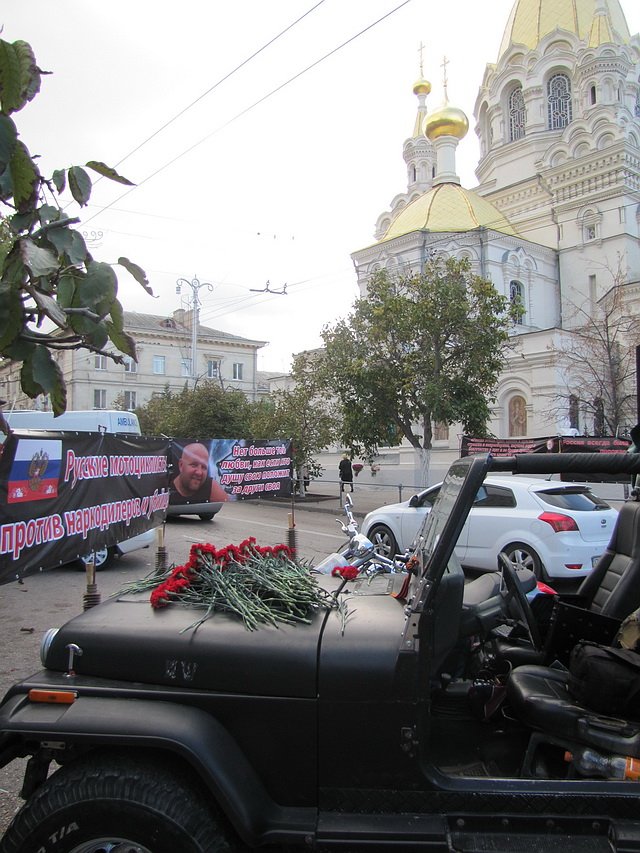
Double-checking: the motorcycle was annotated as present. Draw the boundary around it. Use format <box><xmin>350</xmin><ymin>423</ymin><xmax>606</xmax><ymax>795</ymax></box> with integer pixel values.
<box><xmin>314</xmin><ymin>495</ymin><xmax>556</xmax><ymax>605</ymax></box>
<box><xmin>314</xmin><ymin>495</ymin><xmax>406</xmax><ymax>577</ymax></box>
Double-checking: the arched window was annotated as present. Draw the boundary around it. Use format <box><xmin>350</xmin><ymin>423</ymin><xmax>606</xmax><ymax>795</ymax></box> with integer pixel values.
<box><xmin>635</xmin><ymin>86</ymin><xmax>640</xmax><ymax>118</ymax></box>
<box><xmin>509</xmin><ymin>86</ymin><xmax>526</xmax><ymax>141</ymax></box>
<box><xmin>508</xmin><ymin>396</ymin><xmax>527</xmax><ymax>437</ymax></box>
<box><xmin>589</xmin><ymin>84</ymin><xmax>596</xmax><ymax>105</ymax></box>
<box><xmin>433</xmin><ymin>421</ymin><xmax>449</xmax><ymax>441</ymax></box>
<box><xmin>547</xmin><ymin>73</ymin><xmax>572</xmax><ymax>130</ymax></box>
<box><xmin>593</xmin><ymin>398</ymin><xmax>605</xmax><ymax>437</ymax></box>
<box><xmin>509</xmin><ymin>280</ymin><xmax>525</xmax><ymax>324</ymax></box>
<box><xmin>569</xmin><ymin>394</ymin><xmax>580</xmax><ymax>431</ymax></box>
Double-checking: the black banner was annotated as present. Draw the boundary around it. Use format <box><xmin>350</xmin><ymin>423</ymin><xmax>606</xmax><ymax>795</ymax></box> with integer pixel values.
<box><xmin>169</xmin><ymin>438</ymin><xmax>292</xmax><ymax>504</ymax></box>
<box><xmin>460</xmin><ymin>435</ymin><xmax>547</xmax><ymax>456</ymax></box>
<box><xmin>0</xmin><ymin>431</ymin><xmax>170</xmax><ymax>583</ymax></box>
<box><xmin>460</xmin><ymin>434</ymin><xmax>633</xmax><ymax>482</ymax></box>
<box><xmin>461</xmin><ymin>434</ymin><xmax>631</xmax><ymax>458</ymax></box>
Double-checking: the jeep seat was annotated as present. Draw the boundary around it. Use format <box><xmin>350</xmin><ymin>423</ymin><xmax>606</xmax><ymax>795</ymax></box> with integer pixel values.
<box><xmin>498</xmin><ymin>498</ymin><xmax>640</xmax><ymax>667</ymax></box>
<box><xmin>506</xmin><ymin>664</ymin><xmax>640</xmax><ymax>774</ymax></box>
<box><xmin>574</xmin><ymin>496</ymin><xmax>640</xmax><ymax>619</ymax></box>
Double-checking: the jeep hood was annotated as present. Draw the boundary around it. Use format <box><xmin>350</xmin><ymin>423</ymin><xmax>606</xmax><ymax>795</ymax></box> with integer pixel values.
<box><xmin>41</xmin><ymin>577</ymin><xmax>406</xmax><ymax>699</ymax></box>
<box><xmin>42</xmin><ymin>588</ymin><xmax>335</xmax><ymax>698</ymax></box>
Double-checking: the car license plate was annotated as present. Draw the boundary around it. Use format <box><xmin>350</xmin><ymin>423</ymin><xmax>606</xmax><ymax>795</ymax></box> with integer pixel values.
<box><xmin>592</xmin><ymin>555</ymin><xmax>602</xmax><ymax>568</ymax></box>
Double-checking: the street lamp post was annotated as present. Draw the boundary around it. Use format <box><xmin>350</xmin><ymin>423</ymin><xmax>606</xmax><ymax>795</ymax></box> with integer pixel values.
<box><xmin>175</xmin><ymin>275</ymin><xmax>213</xmax><ymax>386</ymax></box>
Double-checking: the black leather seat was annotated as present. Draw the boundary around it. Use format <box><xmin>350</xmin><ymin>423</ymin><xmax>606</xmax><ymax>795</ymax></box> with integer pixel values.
<box><xmin>572</xmin><ymin>497</ymin><xmax>640</xmax><ymax>619</ymax></box>
<box><xmin>506</xmin><ymin>499</ymin><xmax>640</xmax><ymax>775</ymax></box>
<box><xmin>507</xmin><ymin>663</ymin><xmax>640</xmax><ymax>775</ymax></box>
<box><xmin>499</xmin><ymin>497</ymin><xmax>640</xmax><ymax>666</ymax></box>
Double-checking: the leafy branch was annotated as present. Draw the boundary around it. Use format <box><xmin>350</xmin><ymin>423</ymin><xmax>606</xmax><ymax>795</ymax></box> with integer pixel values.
<box><xmin>0</xmin><ymin>37</ymin><xmax>153</xmax><ymax>414</ymax></box>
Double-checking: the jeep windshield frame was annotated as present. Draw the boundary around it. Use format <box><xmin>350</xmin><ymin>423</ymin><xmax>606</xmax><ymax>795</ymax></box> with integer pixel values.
<box><xmin>403</xmin><ymin>453</ymin><xmax>493</xmax><ymax>616</ymax></box>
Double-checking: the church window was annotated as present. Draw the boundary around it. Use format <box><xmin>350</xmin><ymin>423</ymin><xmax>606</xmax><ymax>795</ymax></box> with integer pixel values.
<box><xmin>593</xmin><ymin>398</ymin><xmax>605</xmax><ymax>437</ymax></box>
<box><xmin>410</xmin><ymin>164</ymin><xmax>417</xmax><ymax>183</ymax></box>
<box><xmin>569</xmin><ymin>395</ymin><xmax>580</xmax><ymax>431</ymax></box>
<box><xmin>581</xmin><ymin>208</ymin><xmax>601</xmax><ymax>243</ymax></box>
<box><xmin>508</xmin><ymin>396</ymin><xmax>527</xmax><ymax>437</ymax></box>
<box><xmin>589</xmin><ymin>85</ymin><xmax>596</xmax><ymax>105</ymax></box>
<box><xmin>635</xmin><ymin>87</ymin><xmax>640</xmax><ymax>118</ymax></box>
<box><xmin>508</xmin><ymin>86</ymin><xmax>526</xmax><ymax>141</ymax></box>
<box><xmin>433</xmin><ymin>421</ymin><xmax>449</xmax><ymax>441</ymax></box>
<box><xmin>547</xmin><ymin>73</ymin><xmax>572</xmax><ymax>130</ymax></box>
<box><xmin>509</xmin><ymin>280</ymin><xmax>525</xmax><ymax>324</ymax></box>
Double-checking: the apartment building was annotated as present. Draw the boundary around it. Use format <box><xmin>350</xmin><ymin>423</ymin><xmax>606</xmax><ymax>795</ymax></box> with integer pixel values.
<box><xmin>0</xmin><ymin>310</ymin><xmax>267</xmax><ymax>412</ymax></box>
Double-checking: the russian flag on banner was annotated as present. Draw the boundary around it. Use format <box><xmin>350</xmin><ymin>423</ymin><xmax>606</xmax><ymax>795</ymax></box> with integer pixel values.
<box><xmin>7</xmin><ymin>439</ymin><xmax>62</xmax><ymax>504</ymax></box>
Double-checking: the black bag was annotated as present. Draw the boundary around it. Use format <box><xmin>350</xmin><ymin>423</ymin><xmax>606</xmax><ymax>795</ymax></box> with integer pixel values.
<box><xmin>569</xmin><ymin>640</ymin><xmax>640</xmax><ymax>717</ymax></box>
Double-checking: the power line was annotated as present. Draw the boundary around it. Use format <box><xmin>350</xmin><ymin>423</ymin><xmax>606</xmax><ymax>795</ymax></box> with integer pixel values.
<box><xmin>81</xmin><ymin>0</ymin><xmax>415</xmax><ymax>226</ymax></box>
<box><xmin>109</xmin><ymin>1</ymin><xmax>328</xmax><ymax>173</ymax></box>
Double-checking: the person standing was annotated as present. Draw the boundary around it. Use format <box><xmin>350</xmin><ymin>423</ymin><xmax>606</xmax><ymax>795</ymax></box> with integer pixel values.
<box><xmin>338</xmin><ymin>454</ymin><xmax>353</xmax><ymax>493</ymax></box>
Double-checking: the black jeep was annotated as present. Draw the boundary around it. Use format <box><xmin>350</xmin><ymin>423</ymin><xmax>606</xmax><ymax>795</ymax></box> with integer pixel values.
<box><xmin>2</xmin><ymin>452</ymin><xmax>640</xmax><ymax>853</ymax></box>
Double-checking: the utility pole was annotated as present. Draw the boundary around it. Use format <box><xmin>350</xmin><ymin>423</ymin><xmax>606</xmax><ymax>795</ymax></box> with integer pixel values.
<box><xmin>175</xmin><ymin>275</ymin><xmax>213</xmax><ymax>387</ymax></box>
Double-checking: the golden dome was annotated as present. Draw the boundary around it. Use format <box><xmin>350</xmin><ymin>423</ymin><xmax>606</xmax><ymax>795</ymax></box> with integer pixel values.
<box><xmin>498</xmin><ymin>0</ymin><xmax>631</xmax><ymax>58</ymax></box>
<box><xmin>424</xmin><ymin>104</ymin><xmax>469</xmax><ymax>140</ymax></box>
<box><xmin>379</xmin><ymin>183</ymin><xmax>518</xmax><ymax>243</ymax></box>
<box><xmin>412</xmin><ymin>77</ymin><xmax>432</xmax><ymax>96</ymax></box>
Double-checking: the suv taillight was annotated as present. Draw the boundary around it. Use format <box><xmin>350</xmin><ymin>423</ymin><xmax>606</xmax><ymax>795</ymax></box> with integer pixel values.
<box><xmin>538</xmin><ymin>511</ymin><xmax>578</xmax><ymax>533</ymax></box>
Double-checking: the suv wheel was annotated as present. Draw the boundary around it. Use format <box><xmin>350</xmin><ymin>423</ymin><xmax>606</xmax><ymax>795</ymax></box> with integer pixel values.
<box><xmin>368</xmin><ymin>524</ymin><xmax>398</xmax><ymax>558</ymax></box>
<box><xmin>1</xmin><ymin>752</ymin><xmax>238</xmax><ymax>853</ymax></box>
<box><xmin>199</xmin><ymin>513</ymin><xmax>215</xmax><ymax>521</ymax></box>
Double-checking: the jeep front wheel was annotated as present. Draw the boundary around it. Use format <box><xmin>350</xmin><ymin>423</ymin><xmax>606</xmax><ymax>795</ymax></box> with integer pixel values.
<box><xmin>1</xmin><ymin>752</ymin><xmax>239</xmax><ymax>853</ymax></box>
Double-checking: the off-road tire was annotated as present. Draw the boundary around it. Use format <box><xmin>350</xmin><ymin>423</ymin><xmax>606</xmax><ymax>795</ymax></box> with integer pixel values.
<box><xmin>0</xmin><ymin>751</ymin><xmax>239</xmax><ymax>853</ymax></box>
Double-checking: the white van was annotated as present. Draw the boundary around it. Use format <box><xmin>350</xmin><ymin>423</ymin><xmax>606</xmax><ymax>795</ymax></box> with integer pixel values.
<box><xmin>4</xmin><ymin>409</ymin><xmax>141</xmax><ymax>435</ymax></box>
<box><xmin>3</xmin><ymin>409</ymin><xmax>156</xmax><ymax>569</ymax></box>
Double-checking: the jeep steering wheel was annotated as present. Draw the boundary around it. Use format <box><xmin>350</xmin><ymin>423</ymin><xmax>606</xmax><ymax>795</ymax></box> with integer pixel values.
<box><xmin>498</xmin><ymin>552</ymin><xmax>542</xmax><ymax>651</ymax></box>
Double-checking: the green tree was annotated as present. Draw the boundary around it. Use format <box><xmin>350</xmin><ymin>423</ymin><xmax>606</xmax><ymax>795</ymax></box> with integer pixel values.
<box><xmin>320</xmin><ymin>256</ymin><xmax>517</xmax><ymax>485</ymax></box>
<box><xmin>0</xmin><ymin>38</ymin><xmax>152</xmax><ymax>414</ymax></box>
<box><xmin>250</xmin><ymin>355</ymin><xmax>338</xmax><ymax>495</ymax></box>
<box><xmin>135</xmin><ymin>383</ymin><xmax>253</xmax><ymax>438</ymax></box>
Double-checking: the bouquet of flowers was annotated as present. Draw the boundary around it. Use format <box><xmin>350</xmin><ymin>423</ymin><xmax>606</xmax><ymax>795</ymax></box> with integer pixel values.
<box><xmin>121</xmin><ymin>537</ymin><xmax>351</xmax><ymax>633</ymax></box>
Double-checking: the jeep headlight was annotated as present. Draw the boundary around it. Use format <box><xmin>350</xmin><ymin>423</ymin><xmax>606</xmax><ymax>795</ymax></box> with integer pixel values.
<box><xmin>40</xmin><ymin>628</ymin><xmax>59</xmax><ymax>666</ymax></box>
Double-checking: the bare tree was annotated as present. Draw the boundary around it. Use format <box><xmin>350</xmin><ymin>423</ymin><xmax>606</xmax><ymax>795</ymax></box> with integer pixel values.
<box><xmin>549</xmin><ymin>263</ymin><xmax>638</xmax><ymax>436</ymax></box>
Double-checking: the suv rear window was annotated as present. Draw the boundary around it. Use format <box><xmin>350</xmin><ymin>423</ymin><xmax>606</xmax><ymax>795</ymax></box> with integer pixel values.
<box><xmin>535</xmin><ymin>486</ymin><xmax>611</xmax><ymax>512</ymax></box>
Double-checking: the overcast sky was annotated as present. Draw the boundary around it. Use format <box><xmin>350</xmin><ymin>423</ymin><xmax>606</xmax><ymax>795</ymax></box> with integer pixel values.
<box><xmin>4</xmin><ymin>1</ymin><xmax>640</xmax><ymax>372</ymax></box>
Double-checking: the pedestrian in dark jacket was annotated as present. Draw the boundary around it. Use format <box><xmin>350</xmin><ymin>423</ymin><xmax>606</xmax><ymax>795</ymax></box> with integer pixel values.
<box><xmin>339</xmin><ymin>454</ymin><xmax>353</xmax><ymax>493</ymax></box>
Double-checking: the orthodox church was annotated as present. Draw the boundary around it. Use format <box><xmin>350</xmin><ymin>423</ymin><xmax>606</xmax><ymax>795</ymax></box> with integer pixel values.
<box><xmin>351</xmin><ymin>0</ymin><xmax>640</xmax><ymax>452</ymax></box>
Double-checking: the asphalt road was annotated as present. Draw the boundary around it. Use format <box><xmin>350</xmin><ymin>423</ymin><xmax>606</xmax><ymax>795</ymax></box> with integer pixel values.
<box><xmin>0</xmin><ymin>499</ymin><xmax>347</xmax><ymax>839</ymax></box>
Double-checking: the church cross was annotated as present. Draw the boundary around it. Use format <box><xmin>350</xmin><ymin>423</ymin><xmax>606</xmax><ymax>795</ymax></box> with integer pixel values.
<box><xmin>441</xmin><ymin>55</ymin><xmax>449</xmax><ymax>101</ymax></box>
